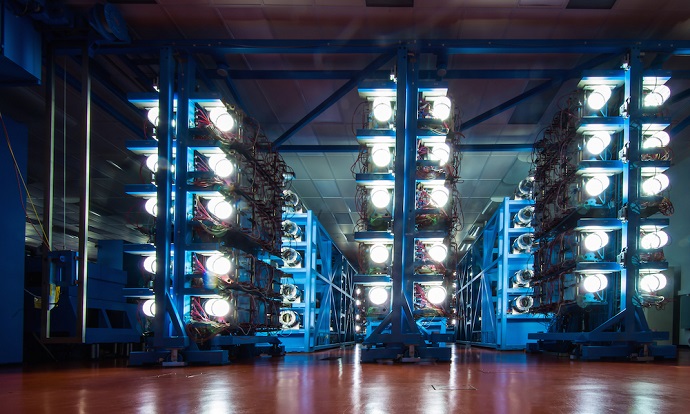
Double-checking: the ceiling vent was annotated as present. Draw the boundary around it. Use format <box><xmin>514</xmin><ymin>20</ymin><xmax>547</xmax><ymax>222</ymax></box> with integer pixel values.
<box><xmin>366</xmin><ymin>0</ymin><xmax>414</xmax><ymax>7</ymax></box>
<box><xmin>566</xmin><ymin>0</ymin><xmax>617</xmax><ymax>9</ymax></box>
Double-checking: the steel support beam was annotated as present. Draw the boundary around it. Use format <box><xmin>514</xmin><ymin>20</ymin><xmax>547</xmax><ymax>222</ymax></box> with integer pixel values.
<box><xmin>278</xmin><ymin>143</ymin><xmax>534</xmax><ymax>153</ymax></box>
<box><xmin>272</xmin><ymin>52</ymin><xmax>394</xmax><ymax>148</ymax></box>
<box><xmin>41</xmin><ymin>45</ymin><xmax>55</xmax><ymax>341</ymax></box>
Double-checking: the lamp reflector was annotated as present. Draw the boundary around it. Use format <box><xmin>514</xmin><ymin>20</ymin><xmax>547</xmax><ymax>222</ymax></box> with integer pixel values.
<box><xmin>427</xmin><ymin>286</ymin><xmax>447</xmax><ymax>305</ymax></box>
<box><xmin>145</xmin><ymin>154</ymin><xmax>158</xmax><ymax>172</ymax></box>
<box><xmin>430</xmin><ymin>143</ymin><xmax>451</xmax><ymax>166</ymax></box>
<box><xmin>643</xmin><ymin>131</ymin><xmax>670</xmax><ymax>148</ymax></box>
<box><xmin>280</xmin><ymin>310</ymin><xmax>299</xmax><ymax>328</ymax></box>
<box><xmin>640</xmin><ymin>230</ymin><xmax>669</xmax><ymax>249</ymax></box>
<box><xmin>583</xmin><ymin>273</ymin><xmax>608</xmax><ymax>293</ymax></box>
<box><xmin>583</xmin><ymin>231</ymin><xmax>609</xmax><ymax>251</ymax></box>
<box><xmin>644</xmin><ymin>85</ymin><xmax>671</xmax><ymax>107</ymax></box>
<box><xmin>427</xmin><ymin>243</ymin><xmax>448</xmax><ymax>262</ymax></box>
<box><xmin>144</xmin><ymin>197</ymin><xmax>157</xmax><ymax>217</ymax></box>
<box><xmin>143</xmin><ymin>256</ymin><xmax>156</xmax><ymax>274</ymax></box>
<box><xmin>147</xmin><ymin>107</ymin><xmax>159</xmax><ymax>126</ymax></box>
<box><xmin>585</xmin><ymin>131</ymin><xmax>612</xmax><ymax>155</ymax></box>
<box><xmin>372</xmin><ymin>97</ymin><xmax>393</xmax><ymax>122</ymax></box>
<box><xmin>142</xmin><ymin>299</ymin><xmax>156</xmax><ymax>317</ymax></box>
<box><xmin>432</xmin><ymin>96</ymin><xmax>452</xmax><ymax>121</ymax></box>
<box><xmin>369</xmin><ymin>244</ymin><xmax>389</xmax><ymax>264</ymax></box>
<box><xmin>371</xmin><ymin>145</ymin><xmax>392</xmax><ymax>167</ymax></box>
<box><xmin>208</xmin><ymin>107</ymin><xmax>235</xmax><ymax>132</ymax></box>
<box><xmin>585</xmin><ymin>175</ymin><xmax>610</xmax><ymax>196</ymax></box>
<box><xmin>368</xmin><ymin>287</ymin><xmax>389</xmax><ymax>305</ymax></box>
<box><xmin>430</xmin><ymin>187</ymin><xmax>450</xmax><ymax>207</ymax></box>
<box><xmin>207</xmin><ymin>197</ymin><xmax>233</xmax><ymax>220</ymax></box>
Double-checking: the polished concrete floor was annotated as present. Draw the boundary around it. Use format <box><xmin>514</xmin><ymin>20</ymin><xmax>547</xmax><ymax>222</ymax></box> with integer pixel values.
<box><xmin>2</xmin><ymin>345</ymin><xmax>690</xmax><ymax>413</ymax></box>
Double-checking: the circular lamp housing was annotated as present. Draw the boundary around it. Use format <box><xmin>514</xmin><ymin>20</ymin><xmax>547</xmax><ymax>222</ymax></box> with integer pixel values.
<box><xmin>204</xmin><ymin>299</ymin><xmax>230</xmax><ymax>317</ymax></box>
<box><xmin>281</xmin><ymin>284</ymin><xmax>301</xmax><ymax>301</ymax></box>
<box><xmin>430</xmin><ymin>187</ymin><xmax>450</xmax><ymax>207</ymax></box>
<box><xmin>207</xmin><ymin>197</ymin><xmax>233</xmax><ymax>220</ymax></box>
<box><xmin>281</xmin><ymin>247</ymin><xmax>302</xmax><ymax>267</ymax></box>
<box><xmin>643</xmin><ymin>131</ymin><xmax>670</xmax><ymax>148</ymax></box>
<box><xmin>429</xmin><ymin>143</ymin><xmax>451</xmax><ymax>166</ymax></box>
<box><xmin>371</xmin><ymin>145</ymin><xmax>392</xmax><ymax>167</ymax></box>
<box><xmin>208</xmin><ymin>107</ymin><xmax>235</xmax><ymax>132</ymax></box>
<box><xmin>208</xmin><ymin>154</ymin><xmax>234</xmax><ymax>178</ymax></box>
<box><xmin>512</xmin><ymin>295</ymin><xmax>534</xmax><ymax>313</ymax></box>
<box><xmin>644</xmin><ymin>85</ymin><xmax>671</xmax><ymax>107</ymax></box>
<box><xmin>514</xmin><ymin>269</ymin><xmax>534</xmax><ymax>286</ymax></box>
<box><xmin>370</xmin><ymin>188</ymin><xmax>391</xmax><ymax>209</ymax></box>
<box><xmin>640</xmin><ymin>230</ymin><xmax>669</xmax><ymax>250</ymax></box>
<box><xmin>427</xmin><ymin>286</ymin><xmax>447</xmax><ymax>305</ymax></box>
<box><xmin>586</xmin><ymin>131</ymin><xmax>612</xmax><ymax>155</ymax></box>
<box><xmin>427</xmin><ymin>243</ymin><xmax>448</xmax><ymax>262</ymax></box>
<box><xmin>513</xmin><ymin>233</ymin><xmax>534</xmax><ymax>253</ymax></box>
<box><xmin>642</xmin><ymin>174</ymin><xmax>669</xmax><ymax>195</ymax></box>
<box><xmin>585</xmin><ymin>175</ymin><xmax>610</xmax><ymax>197</ymax></box>
<box><xmin>516</xmin><ymin>177</ymin><xmax>535</xmax><ymax>199</ymax></box>
<box><xmin>432</xmin><ymin>96</ymin><xmax>452</xmax><ymax>121</ymax></box>
<box><xmin>206</xmin><ymin>254</ymin><xmax>232</xmax><ymax>275</ymax></box>
<box><xmin>369</xmin><ymin>244</ymin><xmax>390</xmax><ymax>264</ymax></box>
<box><xmin>280</xmin><ymin>310</ymin><xmax>299</xmax><ymax>328</ymax></box>
<box><xmin>145</xmin><ymin>154</ymin><xmax>159</xmax><ymax>172</ymax></box>
<box><xmin>147</xmin><ymin>107</ymin><xmax>159</xmax><ymax>126</ymax></box>
<box><xmin>143</xmin><ymin>256</ymin><xmax>156</xmax><ymax>274</ymax></box>
<box><xmin>583</xmin><ymin>273</ymin><xmax>608</xmax><ymax>293</ymax></box>
<box><xmin>368</xmin><ymin>287</ymin><xmax>389</xmax><ymax>305</ymax></box>
<box><xmin>514</xmin><ymin>206</ymin><xmax>534</xmax><ymax>227</ymax></box>
<box><xmin>372</xmin><ymin>97</ymin><xmax>393</xmax><ymax>123</ymax></box>
<box><xmin>587</xmin><ymin>86</ymin><xmax>612</xmax><ymax>110</ymax></box>
<box><xmin>640</xmin><ymin>273</ymin><xmax>667</xmax><ymax>292</ymax></box>
<box><xmin>142</xmin><ymin>299</ymin><xmax>156</xmax><ymax>317</ymax></box>
<box><xmin>145</xmin><ymin>197</ymin><xmax>158</xmax><ymax>217</ymax></box>
<box><xmin>583</xmin><ymin>231</ymin><xmax>609</xmax><ymax>251</ymax></box>
<box><xmin>282</xmin><ymin>220</ymin><xmax>302</xmax><ymax>239</ymax></box>
<box><xmin>284</xmin><ymin>190</ymin><xmax>300</xmax><ymax>208</ymax></box>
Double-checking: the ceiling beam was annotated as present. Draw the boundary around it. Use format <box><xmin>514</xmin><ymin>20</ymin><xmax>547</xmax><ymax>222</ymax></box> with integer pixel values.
<box><xmin>206</xmin><ymin>69</ymin><xmax>571</xmax><ymax>80</ymax></box>
<box><xmin>462</xmin><ymin>54</ymin><xmax>616</xmax><ymax>130</ymax></box>
<box><xmin>278</xmin><ymin>143</ymin><xmax>534</xmax><ymax>153</ymax></box>
<box><xmin>272</xmin><ymin>52</ymin><xmax>395</xmax><ymax>149</ymax></box>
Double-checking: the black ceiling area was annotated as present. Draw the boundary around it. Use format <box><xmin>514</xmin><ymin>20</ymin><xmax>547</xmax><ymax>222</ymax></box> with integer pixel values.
<box><xmin>2</xmin><ymin>0</ymin><xmax>690</xmax><ymax>266</ymax></box>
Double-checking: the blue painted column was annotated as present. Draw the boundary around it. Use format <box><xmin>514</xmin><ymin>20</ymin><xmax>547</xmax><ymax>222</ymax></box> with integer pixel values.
<box><xmin>0</xmin><ymin>115</ymin><xmax>28</xmax><ymax>363</ymax></box>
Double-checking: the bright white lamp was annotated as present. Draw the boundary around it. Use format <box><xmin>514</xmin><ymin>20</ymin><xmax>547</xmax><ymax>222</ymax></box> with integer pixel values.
<box><xmin>204</xmin><ymin>299</ymin><xmax>231</xmax><ymax>317</ymax></box>
<box><xmin>585</xmin><ymin>175</ymin><xmax>610</xmax><ymax>197</ymax></box>
<box><xmin>207</xmin><ymin>197</ymin><xmax>233</xmax><ymax>220</ymax></box>
<box><xmin>430</xmin><ymin>187</ymin><xmax>450</xmax><ymax>207</ymax></box>
<box><xmin>587</xmin><ymin>86</ymin><xmax>612</xmax><ymax>110</ymax></box>
<box><xmin>206</xmin><ymin>254</ymin><xmax>232</xmax><ymax>275</ymax></box>
<box><xmin>644</xmin><ymin>85</ymin><xmax>671</xmax><ymax>107</ymax></box>
<box><xmin>145</xmin><ymin>154</ymin><xmax>159</xmax><ymax>172</ymax></box>
<box><xmin>432</xmin><ymin>97</ymin><xmax>452</xmax><ymax>121</ymax></box>
<box><xmin>371</xmin><ymin>145</ymin><xmax>392</xmax><ymax>167</ymax></box>
<box><xmin>642</xmin><ymin>174</ymin><xmax>669</xmax><ymax>195</ymax></box>
<box><xmin>643</xmin><ymin>131</ymin><xmax>670</xmax><ymax>148</ymax></box>
<box><xmin>143</xmin><ymin>256</ymin><xmax>156</xmax><ymax>274</ymax></box>
<box><xmin>368</xmin><ymin>287</ymin><xmax>389</xmax><ymax>305</ymax></box>
<box><xmin>208</xmin><ymin>107</ymin><xmax>235</xmax><ymax>132</ymax></box>
<box><xmin>427</xmin><ymin>243</ymin><xmax>448</xmax><ymax>262</ymax></box>
<box><xmin>145</xmin><ymin>197</ymin><xmax>158</xmax><ymax>217</ymax></box>
<box><xmin>583</xmin><ymin>273</ymin><xmax>608</xmax><ymax>293</ymax></box>
<box><xmin>369</xmin><ymin>244</ymin><xmax>389</xmax><ymax>264</ymax></box>
<box><xmin>585</xmin><ymin>131</ymin><xmax>612</xmax><ymax>155</ymax></box>
<box><xmin>147</xmin><ymin>107</ymin><xmax>159</xmax><ymax>126</ymax></box>
<box><xmin>430</xmin><ymin>143</ymin><xmax>451</xmax><ymax>166</ymax></box>
<box><xmin>142</xmin><ymin>299</ymin><xmax>156</xmax><ymax>317</ymax></box>
<box><xmin>640</xmin><ymin>230</ymin><xmax>669</xmax><ymax>249</ymax></box>
<box><xmin>583</xmin><ymin>231</ymin><xmax>609</xmax><ymax>251</ymax></box>
<box><xmin>640</xmin><ymin>273</ymin><xmax>667</xmax><ymax>292</ymax></box>
<box><xmin>372</xmin><ymin>97</ymin><xmax>393</xmax><ymax>123</ymax></box>
<box><xmin>208</xmin><ymin>154</ymin><xmax>234</xmax><ymax>178</ymax></box>
<box><xmin>370</xmin><ymin>188</ymin><xmax>391</xmax><ymax>209</ymax></box>
<box><xmin>427</xmin><ymin>286</ymin><xmax>447</xmax><ymax>304</ymax></box>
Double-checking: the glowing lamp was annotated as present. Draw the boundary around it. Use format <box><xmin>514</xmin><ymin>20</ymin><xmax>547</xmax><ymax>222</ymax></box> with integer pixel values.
<box><xmin>207</xmin><ymin>197</ymin><xmax>233</xmax><ymax>220</ymax></box>
<box><xmin>430</xmin><ymin>187</ymin><xmax>450</xmax><ymax>207</ymax></box>
<box><xmin>585</xmin><ymin>131</ymin><xmax>612</xmax><ymax>155</ymax></box>
<box><xmin>585</xmin><ymin>175</ymin><xmax>610</xmax><ymax>197</ymax></box>
<box><xmin>643</xmin><ymin>131</ymin><xmax>670</xmax><ymax>148</ymax></box>
<box><xmin>430</xmin><ymin>143</ymin><xmax>451</xmax><ymax>166</ymax></box>
<box><xmin>371</xmin><ymin>145</ymin><xmax>392</xmax><ymax>167</ymax></box>
<box><xmin>147</xmin><ymin>107</ymin><xmax>159</xmax><ymax>126</ymax></box>
<box><xmin>145</xmin><ymin>154</ymin><xmax>159</xmax><ymax>172</ymax></box>
<box><xmin>583</xmin><ymin>273</ymin><xmax>608</xmax><ymax>293</ymax></box>
<box><xmin>204</xmin><ymin>299</ymin><xmax>230</xmax><ymax>317</ymax></box>
<box><xmin>142</xmin><ymin>299</ymin><xmax>156</xmax><ymax>317</ymax></box>
<box><xmin>587</xmin><ymin>86</ymin><xmax>612</xmax><ymax>110</ymax></box>
<box><xmin>206</xmin><ymin>254</ymin><xmax>232</xmax><ymax>275</ymax></box>
<box><xmin>640</xmin><ymin>230</ymin><xmax>669</xmax><ymax>250</ymax></box>
<box><xmin>432</xmin><ymin>96</ymin><xmax>452</xmax><ymax>121</ymax></box>
<box><xmin>369</xmin><ymin>244</ymin><xmax>389</xmax><ymax>264</ymax></box>
<box><xmin>143</xmin><ymin>256</ymin><xmax>156</xmax><ymax>274</ymax></box>
<box><xmin>144</xmin><ymin>197</ymin><xmax>157</xmax><ymax>217</ymax></box>
<box><xmin>640</xmin><ymin>273</ymin><xmax>667</xmax><ymax>292</ymax></box>
<box><xmin>370</xmin><ymin>188</ymin><xmax>391</xmax><ymax>209</ymax></box>
<box><xmin>427</xmin><ymin>286</ymin><xmax>447</xmax><ymax>305</ymax></box>
<box><xmin>644</xmin><ymin>85</ymin><xmax>671</xmax><ymax>107</ymax></box>
<box><xmin>368</xmin><ymin>287</ymin><xmax>389</xmax><ymax>305</ymax></box>
<box><xmin>208</xmin><ymin>107</ymin><xmax>235</xmax><ymax>132</ymax></box>
<box><xmin>372</xmin><ymin>97</ymin><xmax>393</xmax><ymax>122</ymax></box>
<box><xmin>583</xmin><ymin>231</ymin><xmax>609</xmax><ymax>251</ymax></box>
<box><xmin>427</xmin><ymin>243</ymin><xmax>448</xmax><ymax>262</ymax></box>
<box><xmin>208</xmin><ymin>154</ymin><xmax>234</xmax><ymax>178</ymax></box>
<box><xmin>642</xmin><ymin>174</ymin><xmax>669</xmax><ymax>195</ymax></box>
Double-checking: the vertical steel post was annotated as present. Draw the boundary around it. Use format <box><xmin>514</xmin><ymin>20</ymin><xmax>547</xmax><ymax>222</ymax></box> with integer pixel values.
<box><xmin>153</xmin><ymin>47</ymin><xmax>175</xmax><ymax>346</ymax></box>
<box><xmin>41</xmin><ymin>44</ymin><xmax>55</xmax><ymax>340</ymax></box>
<box><xmin>77</xmin><ymin>45</ymin><xmax>92</xmax><ymax>343</ymax></box>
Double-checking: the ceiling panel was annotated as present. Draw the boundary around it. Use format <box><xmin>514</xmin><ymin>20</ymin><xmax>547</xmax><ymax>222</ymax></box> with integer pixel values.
<box><xmin>291</xmin><ymin>180</ymin><xmax>321</xmax><ymax>197</ymax></box>
<box><xmin>323</xmin><ymin>198</ymin><xmax>350</xmax><ymax>212</ymax></box>
<box><xmin>478</xmin><ymin>157</ymin><xmax>519</xmax><ymax>180</ymax></box>
<box><xmin>336</xmin><ymin>180</ymin><xmax>356</xmax><ymax>198</ymax></box>
<box><xmin>313</xmin><ymin>180</ymin><xmax>341</xmax><ymax>197</ymax></box>
<box><xmin>327</xmin><ymin>154</ymin><xmax>357</xmax><ymax>179</ymax></box>
<box><xmin>301</xmin><ymin>155</ymin><xmax>336</xmax><ymax>179</ymax></box>
<box><xmin>301</xmin><ymin>197</ymin><xmax>328</xmax><ymax>212</ymax></box>
<box><xmin>469</xmin><ymin>179</ymin><xmax>502</xmax><ymax>197</ymax></box>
